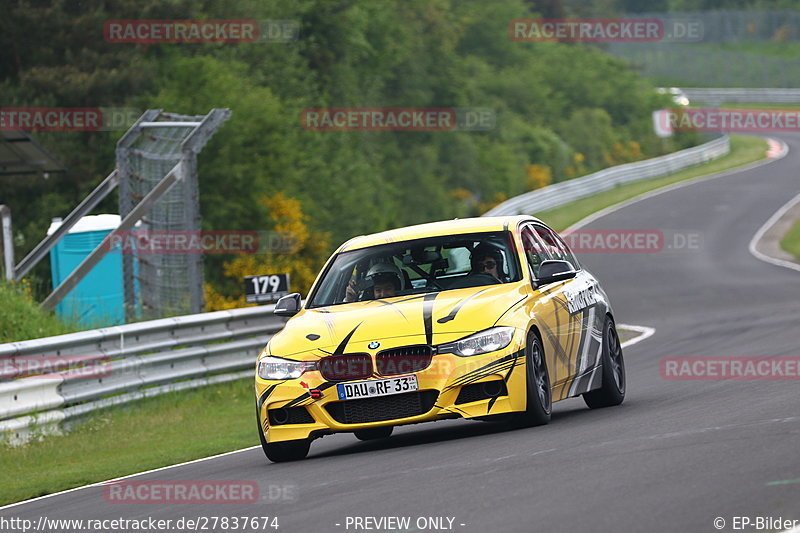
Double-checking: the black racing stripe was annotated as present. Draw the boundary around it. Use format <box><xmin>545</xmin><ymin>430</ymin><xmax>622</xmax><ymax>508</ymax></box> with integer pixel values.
<box><xmin>491</xmin><ymin>295</ymin><xmax>527</xmax><ymax>327</ymax></box>
<box><xmin>394</xmin><ymin>295</ymin><xmax>427</xmax><ymax>304</ymax></box>
<box><xmin>282</xmin><ymin>392</ymin><xmax>310</xmax><ymax>408</ymax></box>
<box><xmin>449</xmin><ymin>351</ymin><xmax>520</xmax><ymax>385</ymax></box>
<box><xmin>443</xmin><ymin>350</ymin><xmax>523</xmax><ymax>392</ymax></box>
<box><xmin>435</xmin><ymin>403</ymin><xmax>470</xmax><ymax>418</ymax></box>
<box><xmin>438</xmin><ymin>288</ymin><xmax>491</xmax><ymax>324</ymax></box>
<box><xmin>504</xmin><ymin>347</ymin><xmax>521</xmax><ymax>383</ymax></box>
<box><xmin>372</xmin><ymin>299</ymin><xmax>408</xmax><ymax>320</ymax></box>
<box><xmin>446</xmin><ymin>370</ymin><xmax>513</xmax><ymax>395</ymax></box>
<box><xmin>283</xmin><ymin>380</ymin><xmax>339</xmax><ymax>408</ymax></box>
<box><xmin>487</xmin><ymin>395</ymin><xmax>500</xmax><ymax>413</ymax></box>
<box><xmin>538</xmin><ymin>285</ymin><xmax>561</xmax><ymax>295</ymax></box>
<box><xmin>257</xmin><ymin>382</ymin><xmax>283</xmax><ymax>411</ymax></box>
<box><xmin>333</xmin><ymin>323</ymin><xmax>361</xmax><ymax>355</ymax></box>
<box><xmin>422</xmin><ymin>293</ymin><xmax>438</xmax><ymax>345</ymax></box>
<box><xmin>317</xmin><ymin>310</ymin><xmax>336</xmax><ymax>340</ymax></box>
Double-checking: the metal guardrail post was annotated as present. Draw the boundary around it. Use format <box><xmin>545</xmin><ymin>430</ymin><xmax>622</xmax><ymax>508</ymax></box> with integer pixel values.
<box><xmin>1</xmin><ymin>205</ymin><xmax>13</xmax><ymax>281</ymax></box>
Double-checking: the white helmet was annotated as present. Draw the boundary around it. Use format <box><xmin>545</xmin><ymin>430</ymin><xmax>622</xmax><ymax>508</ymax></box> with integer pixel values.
<box><xmin>365</xmin><ymin>262</ymin><xmax>405</xmax><ymax>291</ymax></box>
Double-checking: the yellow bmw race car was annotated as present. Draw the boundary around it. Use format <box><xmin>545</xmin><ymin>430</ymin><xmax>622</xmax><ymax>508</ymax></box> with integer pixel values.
<box><xmin>255</xmin><ymin>215</ymin><xmax>625</xmax><ymax>462</ymax></box>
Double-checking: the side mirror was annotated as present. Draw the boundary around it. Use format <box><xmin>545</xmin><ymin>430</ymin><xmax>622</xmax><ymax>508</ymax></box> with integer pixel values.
<box><xmin>536</xmin><ymin>260</ymin><xmax>577</xmax><ymax>287</ymax></box>
<box><xmin>274</xmin><ymin>293</ymin><xmax>302</xmax><ymax>317</ymax></box>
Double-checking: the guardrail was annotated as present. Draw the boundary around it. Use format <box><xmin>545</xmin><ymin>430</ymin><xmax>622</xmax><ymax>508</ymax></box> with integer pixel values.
<box><xmin>681</xmin><ymin>88</ymin><xmax>800</xmax><ymax>105</ymax></box>
<box><xmin>484</xmin><ymin>135</ymin><xmax>730</xmax><ymax>217</ymax></box>
<box><xmin>0</xmin><ymin>305</ymin><xmax>282</xmax><ymax>442</ymax></box>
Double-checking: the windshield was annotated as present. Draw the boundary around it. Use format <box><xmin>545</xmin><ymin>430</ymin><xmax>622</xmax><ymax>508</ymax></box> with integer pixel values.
<box><xmin>307</xmin><ymin>231</ymin><xmax>521</xmax><ymax>308</ymax></box>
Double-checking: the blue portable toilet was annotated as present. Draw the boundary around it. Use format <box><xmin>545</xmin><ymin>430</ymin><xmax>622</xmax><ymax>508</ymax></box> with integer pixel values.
<box><xmin>48</xmin><ymin>214</ymin><xmax>124</xmax><ymax>327</ymax></box>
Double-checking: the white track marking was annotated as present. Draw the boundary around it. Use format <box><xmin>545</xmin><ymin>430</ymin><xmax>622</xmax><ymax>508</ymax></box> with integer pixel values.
<box><xmin>567</xmin><ymin>138</ymin><xmax>788</xmax><ymax>231</ymax></box>
<box><xmin>617</xmin><ymin>324</ymin><xmax>656</xmax><ymax>349</ymax></box>
<box><xmin>748</xmin><ymin>190</ymin><xmax>800</xmax><ymax>273</ymax></box>
<box><xmin>0</xmin><ymin>445</ymin><xmax>260</xmax><ymax>511</ymax></box>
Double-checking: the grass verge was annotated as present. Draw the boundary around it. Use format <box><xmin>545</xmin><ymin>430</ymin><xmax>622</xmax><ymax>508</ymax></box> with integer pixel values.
<box><xmin>780</xmin><ymin>220</ymin><xmax>800</xmax><ymax>260</ymax></box>
<box><xmin>0</xmin><ymin>379</ymin><xmax>257</xmax><ymax>506</ymax></box>
<box><xmin>0</xmin><ymin>134</ymin><xmax>770</xmax><ymax>506</ymax></box>
<box><xmin>539</xmin><ymin>135</ymin><xmax>768</xmax><ymax>231</ymax></box>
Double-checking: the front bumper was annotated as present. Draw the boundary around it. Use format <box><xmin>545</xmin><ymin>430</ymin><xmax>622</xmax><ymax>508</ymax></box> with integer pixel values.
<box><xmin>255</xmin><ymin>333</ymin><xmax>527</xmax><ymax>443</ymax></box>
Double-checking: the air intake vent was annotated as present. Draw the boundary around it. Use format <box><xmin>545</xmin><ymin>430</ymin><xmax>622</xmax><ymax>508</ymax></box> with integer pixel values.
<box><xmin>325</xmin><ymin>390</ymin><xmax>439</xmax><ymax>424</ymax></box>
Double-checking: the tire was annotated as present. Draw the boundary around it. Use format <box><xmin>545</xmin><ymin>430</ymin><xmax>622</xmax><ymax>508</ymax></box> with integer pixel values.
<box><xmin>256</xmin><ymin>408</ymin><xmax>311</xmax><ymax>462</ymax></box>
<box><xmin>511</xmin><ymin>330</ymin><xmax>551</xmax><ymax>427</ymax></box>
<box><xmin>583</xmin><ymin>316</ymin><xmax>626</xmax><ymax>409</ymax></box>
<box><xmin>354</xmin><ymin>426</ymin><xmax>393</xmax><ymax>441</ymax></box>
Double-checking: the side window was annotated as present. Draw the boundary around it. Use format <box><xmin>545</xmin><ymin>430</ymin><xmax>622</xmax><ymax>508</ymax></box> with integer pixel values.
<box><xmin>534</xmin><ymin>224</ymin><xmax>580</xmax><ymax>269</ymax></box>
<box><xmin>520</xmin><ymin>225</ymin><xmax>551</xmax><ymax>277</ymax></box>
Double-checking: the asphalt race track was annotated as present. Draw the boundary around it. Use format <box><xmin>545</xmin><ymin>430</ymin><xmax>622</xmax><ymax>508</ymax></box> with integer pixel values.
<box><xmin>3</xmin><ymin>134</ymin><xmax>799</xmax><ymax>533</ymax></box>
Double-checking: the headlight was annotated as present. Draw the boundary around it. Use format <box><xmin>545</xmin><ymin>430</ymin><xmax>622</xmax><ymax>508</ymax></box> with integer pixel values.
<box><xmin>257</xmin><ymin>356</ymin><xmax>316</xmax><ymax>380</ymax></box>
<box><xmin>438</xmin><ymin>327</ymin><xmax>516</xmax><ymax>357</ymax></box>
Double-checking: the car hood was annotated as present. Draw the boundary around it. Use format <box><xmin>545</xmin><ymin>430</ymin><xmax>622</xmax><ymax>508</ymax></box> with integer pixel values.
<box><xmin>269</xmin><ymin>283</ymin><xmax>528</xmax><ymax>358</ymax></box>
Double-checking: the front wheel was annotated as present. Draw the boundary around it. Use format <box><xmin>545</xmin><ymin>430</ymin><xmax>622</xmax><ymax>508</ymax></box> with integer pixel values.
<box><xmin>511</xmin><ymin>330</ymin><xmax>551</xmax><ymax>427</ymax></box>
<box><xmin>257</xmin><ymin>409</ymin><xmax>310</xmax><ymax>462</ymax></box>
<box><xmin>583</xmin><ymin>316</ymin><xmax>626</xmax><ymax>409</ymax></box>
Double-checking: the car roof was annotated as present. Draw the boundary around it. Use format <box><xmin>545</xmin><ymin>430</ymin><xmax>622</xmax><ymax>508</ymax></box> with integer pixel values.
<box><xmin>339</xmin><ymin>215</ymin><xmax>542</xmax><ymax>252</ymax></box>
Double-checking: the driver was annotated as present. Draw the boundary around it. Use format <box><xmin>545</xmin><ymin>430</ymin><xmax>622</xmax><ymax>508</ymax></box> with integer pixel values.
<box><xmin>345</xmin><ymin>262</ymin><xmax>404</xmax><ymax>301</ymax></box>
<box><xmin>470</xmin><ymin>243</ymin><xmax>507</xmax><ymax>282</ymax></box>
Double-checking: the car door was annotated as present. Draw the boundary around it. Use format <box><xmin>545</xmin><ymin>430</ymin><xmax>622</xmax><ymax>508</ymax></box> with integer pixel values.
<box><xmin>519</xmin><ymin>222</ymin><xmax>577</xmax><ymax>400</ymax></box>
<box><xmin>532</xmin><ymin>223</ymin><xmax>607</xmax><ymax>399</ymax></box>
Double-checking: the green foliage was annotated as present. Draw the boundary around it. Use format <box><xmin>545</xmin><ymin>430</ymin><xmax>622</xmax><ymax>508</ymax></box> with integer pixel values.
<box><xmin>1</xmin><ymin>0</ymin><xmax>680</xmax><ymax>303</ymax></box>
<box><xmin>0</xmin><ymin>282</ymin><xmax>77</xmax><ymax>342</ymax></box>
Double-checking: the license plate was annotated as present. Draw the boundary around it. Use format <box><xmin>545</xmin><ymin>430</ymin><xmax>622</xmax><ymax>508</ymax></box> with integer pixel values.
<box><xmin>336</xmin><ymin>375</ymin><xmax>419</xmax><ymax>400</ymax></box>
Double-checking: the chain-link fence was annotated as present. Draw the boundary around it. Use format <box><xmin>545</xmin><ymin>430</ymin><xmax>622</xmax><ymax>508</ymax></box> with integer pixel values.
<box><xmin>116</xmin><ymin>109</ymin><xmax>230</xmax><ymax>321</ymax></box>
